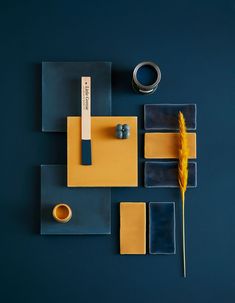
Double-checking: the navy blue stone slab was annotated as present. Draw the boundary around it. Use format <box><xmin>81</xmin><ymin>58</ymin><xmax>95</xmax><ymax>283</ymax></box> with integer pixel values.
<box><xmin>41</xmin><ymin>165</ymin><xmax>111</xmax><ymax>235</ymax></box>
<box><xmin>42</xmin><ymin>62</ymin><xmax>112</xmax><ymax>132</ymax></box>
<box><xmin>145</xmin><ymin>161</ymin><xmax>197</xmax><ymax>188</ymax></box>
<box><xmin>144</xmin><ymin>104</ymin><xmax>197</xmax><ymax>130</ymax></box>
<box><xmin>149</xmin><ymin>202</ymin><xmax>176</xmax><ymax>254</ymax></box>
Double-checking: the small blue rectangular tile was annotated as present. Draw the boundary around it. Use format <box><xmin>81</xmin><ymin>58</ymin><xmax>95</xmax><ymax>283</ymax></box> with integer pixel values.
<box><xmin>149</xmin><ymin>202</ymin><xmax>176</xmax><ymax>254</ymax></box>
<box><xmin>42</xmin><ymin>62</ymin><xmax>112</xmax><ymax>132</ymax></box>
<box><xmin>81</xmin><ymin>139</ymin><xmax>92</xmax><ymax>165</ymax></box>
<box><xmin>145</xmin><ymin>161</ymin><xmax>197</xmax><ymax>188</ymax></box>
<box><xmin>41</xmin><ymin>165</ymin><xmax>111</xmax><ymax>235</ymax></box>
<box><xmin>144</xmin><ymin>104</ymin><xmax>197</xmax><ymax>130</ymax></box>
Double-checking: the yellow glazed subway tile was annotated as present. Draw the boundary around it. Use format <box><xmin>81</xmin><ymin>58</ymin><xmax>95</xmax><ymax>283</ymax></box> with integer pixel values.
<box><xmin>145</xmin><ymin>132</ymin><xmax>197</xmax><ymax>159</ymax></box>
<box><xmin>67</xmin><ymin>117</ymin><xmax>138</xmax><ymax>187</ymax></box>
<box><xmin>120</xmin><ymin>202</ymin><xmax>146</xmax><ymax>255</ymax></box>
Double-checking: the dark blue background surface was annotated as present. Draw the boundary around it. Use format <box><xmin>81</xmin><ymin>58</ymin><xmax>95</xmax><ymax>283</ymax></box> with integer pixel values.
<box><xmin>1</xmin><ymin>1</ymin><xmax>235</xmax><ymax>302</ymax></box>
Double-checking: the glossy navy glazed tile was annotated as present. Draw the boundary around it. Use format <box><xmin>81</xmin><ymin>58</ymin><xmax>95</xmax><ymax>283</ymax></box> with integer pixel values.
<box><xmin>149</xmin><ymin>202</ymin><xmax>176</xmax><ymax>254</ymax></box>
<box><xmin>144</xmin><ymin>104</ymin><xmax>197</xmax><ymax>130</ymax></box>
<box><xmin>42</xmin><ymin>62</ymin><xmax>112</xmax><ymax>132</ymax></box>
<box><xmin>40</xmin><ymin>165</ymin><xmax>111</xmax><ymax>235</ymax></box>
<box><xmin>145</xmin><ymin>161</ymin><xmax>197</xmax><ymax>188</ymax></box>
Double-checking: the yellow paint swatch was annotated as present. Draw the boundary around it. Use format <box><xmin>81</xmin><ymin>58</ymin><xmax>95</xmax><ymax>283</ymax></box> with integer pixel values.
<box><xmin>120</xmin><ymin>202</ymin><xmax>146</xmax><ymax>255</ymax></box>
<box><xmin>67</xmin><ymin>117</ymin><xmax>138</xmax><ymax>187</ymax></box>
<box><xmin>145</xmin><ymin>133</ymin><xmax>197</xmax><ymax>159</ymax></box>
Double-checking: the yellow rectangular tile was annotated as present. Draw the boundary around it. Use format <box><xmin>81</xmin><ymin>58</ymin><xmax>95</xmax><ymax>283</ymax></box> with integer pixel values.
<box><xmin>67</xmin><ymin>117</ymin><xmax>138</xmax><ymax>187</ymax></box>
<box><xmin>145</xmin><ymin>132</ymin><xmax>197</xmax><ymax>159</ymax></box>
<box><xmin>120</xmin><ymin>202</ymin><xmax>146</xmax><ymax>255</ymax></box>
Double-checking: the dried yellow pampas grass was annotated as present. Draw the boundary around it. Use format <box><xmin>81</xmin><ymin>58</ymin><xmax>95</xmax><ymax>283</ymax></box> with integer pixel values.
<box><xmin>178</xmin><ymin>111</ymin><xmax>189</xmax><ymax>278</ymax></box>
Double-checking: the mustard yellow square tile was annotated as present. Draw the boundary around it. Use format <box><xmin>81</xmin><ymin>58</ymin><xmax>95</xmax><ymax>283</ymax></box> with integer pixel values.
<box><xmin>67</xmin><ymin>117</ymin><xmax>138</xmax><ymax>187</ymax></box>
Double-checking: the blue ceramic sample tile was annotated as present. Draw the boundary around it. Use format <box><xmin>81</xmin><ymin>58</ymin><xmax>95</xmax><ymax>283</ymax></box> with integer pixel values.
<box><xmin>145</xmin><ymin>161</ymin><xmax>197</xmax><ymax>188</ymax></box>
<box><xmin>144</xmin><ymin>104</ymin><xmax>197</xmax><ymax>130</ymax></box>
<box><xmin>40</xmin><ymin>165</ymin><xmax>111</xmax><ymax>235</ymax></box>
<box><xmin>149</xmin><ymin>202</ymin><xmax>176</xmax><ymax>254</ymax></box>
<box><xmin>42</xmin><ymin>62</ymin><xmax>112</xmax><ymax>132</ymax></box>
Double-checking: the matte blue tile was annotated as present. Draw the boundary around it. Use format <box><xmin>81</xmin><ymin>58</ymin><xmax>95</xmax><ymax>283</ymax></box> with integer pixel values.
<box><xmin>40</xmin><ymin>165</ymin><xmax>111</xmax><ymax>235</ymax></box>
<box><xmin>149</xmin><ymin>202</ymin><xmax>176</xmax><ymax>254</ymax></box>
<box><xmin>42</xmin><ymin>62</ymin><xmax>112</xmax><ymax>132</ymax></box>
<box><xmin>145</xmin><ymin>161</ymin><xmax>197</xmax><ymax>188</ymax></box>
<box><xmin>144</xmin><ymin>104</ymin><xmax>197</xmax><ymax>130</ymax></box>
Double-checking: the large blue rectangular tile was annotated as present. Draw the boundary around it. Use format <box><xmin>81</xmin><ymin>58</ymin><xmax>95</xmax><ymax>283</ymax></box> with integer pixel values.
<box><xmin>149</xmin><ymin>202</ymin><xmax>176</xmax><ymax>254</ymax></box>
<box><xmin>145</xmin><ymin>161</ymin><xmax>197</xmax><ymax>188</ymax></box>
<box><xmin>40</xmin><ymin>165</ymin><xmax>111</xmax><ymax>235</ymax></box>
<box><xmin>144</xmin><ymin>104</ymin><xmax>197</xmax><ymax>130</ymax></box>
<box><xmin>42</xmin><ymin>62</ymin><xmax>112</xmax><ymax>132</ymax></box>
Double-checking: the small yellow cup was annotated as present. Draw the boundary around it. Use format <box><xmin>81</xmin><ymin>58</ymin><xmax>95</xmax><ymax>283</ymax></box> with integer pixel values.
<box><xmin>52</xmin><ymin>203</ymin><xmax>72</xmax><ymax>223</ymax></box>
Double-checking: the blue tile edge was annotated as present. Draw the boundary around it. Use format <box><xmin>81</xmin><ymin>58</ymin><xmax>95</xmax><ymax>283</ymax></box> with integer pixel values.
<box><xmin>144</xmin><ymin>161</ymin><xmax>198</xmax><ymax>188</ymax></box>
<box><xmin>144</xmin><ymin>103</ymin><xmax>197</xmax><ymax>131</ymax></box>
<box><xmin>149</xmin><ymin>202</ymin><xmax>176</xmax><ymax>255</ymax></box>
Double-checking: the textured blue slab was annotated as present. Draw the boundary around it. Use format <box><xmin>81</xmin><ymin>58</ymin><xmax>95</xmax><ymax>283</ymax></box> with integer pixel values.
<box><xmin>149</xmin><ymin>202</ymin><xmax>176</xmax><ymax>254</ymax></box>
<box><xmin>42</xmin><ymin>62</ymin><xmax>112</xmax><ymax>132</ymax></box>
<box><xmin>145</xmin><ymin>161</ymin><xmax>197</xmax><ymax>188</ymax></box>
<box><xmin>40</xmin><ymin>165</ymin><xmax>111</xmax><ymax>235</ymax></box>
<box><xmin>144</xmin><ymin>104</ymin><xmax>197</xmax><ymax>130</ymax></box>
